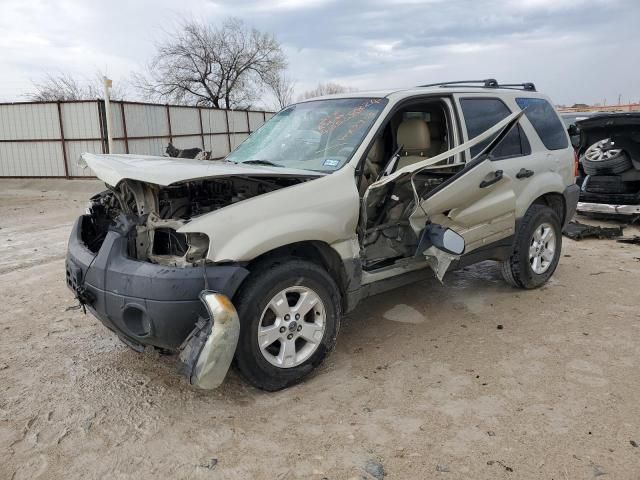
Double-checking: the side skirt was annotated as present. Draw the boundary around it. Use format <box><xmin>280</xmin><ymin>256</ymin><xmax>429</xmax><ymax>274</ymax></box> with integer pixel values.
<box><xmin>344</xmin><ymin>235</ymin><xmax>515</xmax><ymax>312</ymax></box>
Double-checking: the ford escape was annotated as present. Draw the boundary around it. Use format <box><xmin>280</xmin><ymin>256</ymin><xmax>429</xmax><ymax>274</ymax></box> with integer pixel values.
<box><xmin>66</xmin><ymin>79</ymin><xmax>579</xmax><ymax>391</ymax></box>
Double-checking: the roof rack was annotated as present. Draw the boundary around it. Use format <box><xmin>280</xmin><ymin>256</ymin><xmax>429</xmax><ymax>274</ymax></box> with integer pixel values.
<box><xmin>417</xmin><ymin>79</ymin><xmax>536</xmax><ymax>92</ymax></box>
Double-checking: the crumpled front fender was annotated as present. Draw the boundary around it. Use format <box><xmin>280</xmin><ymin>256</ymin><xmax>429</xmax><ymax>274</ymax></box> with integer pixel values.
<box><xmin>178</xmin><ymin>292</ymin><xmax>240</xmax><ymax>390</ymax></box>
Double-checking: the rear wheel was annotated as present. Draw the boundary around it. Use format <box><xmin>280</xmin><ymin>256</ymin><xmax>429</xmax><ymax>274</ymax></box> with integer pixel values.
<box><xmin>501</xmin><ymin>205</ymin><xmax>562</xmax><ymax>289</ymax></box>
<box><xmin>234</xmin><ymin>258</ymin><xmax>341</xmax><ymax>391</ymax></box>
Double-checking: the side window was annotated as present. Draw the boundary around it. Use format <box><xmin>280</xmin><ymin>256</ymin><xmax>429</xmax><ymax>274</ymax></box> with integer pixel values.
<box><xmin>459</xmin><ymin>98</ymin><xmax>531</xmax><ymax>160</ymax></box>
<box><xmin>516</xmin><ymin>97</ymin><xmax>568</xmax><ymax>150</ymax></box>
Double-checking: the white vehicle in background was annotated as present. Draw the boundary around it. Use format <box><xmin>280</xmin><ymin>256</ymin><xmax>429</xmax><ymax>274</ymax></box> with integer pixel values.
<box><xmin>67</xmin><ymin>79</ymin><xmax>578</xmax><ymax>391</ymax></box>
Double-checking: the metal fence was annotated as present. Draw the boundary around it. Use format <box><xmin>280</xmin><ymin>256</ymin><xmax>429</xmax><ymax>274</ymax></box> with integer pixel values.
<box><xmin>0</xmin><ymin>100</ymin><xmax>274</xmax><ymax>178</ymax></box>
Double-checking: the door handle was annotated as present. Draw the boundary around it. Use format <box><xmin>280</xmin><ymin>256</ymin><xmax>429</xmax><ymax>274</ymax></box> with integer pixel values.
<box><xmin>516</xmin><ymin>168</ymin><xmax>535</xmax><ymax>179</ymax></box>
<box><xmin>479</xmin><ymin>170</ymin><xmax>503</xmax><ymax>188</ymax></box>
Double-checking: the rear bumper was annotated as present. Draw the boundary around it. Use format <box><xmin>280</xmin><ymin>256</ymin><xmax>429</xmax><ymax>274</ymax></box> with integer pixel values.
<box><xmin>563</xmin><ymin>184</ymin><xmax>581</xmax><ymax>225</ymax></box>
<box><xmin>577</xmin><ymin>202</ymin><xmax>640</xmax><ymax>216</ymax></box>
<box><xmin>65</xmin><ymin>215</ymin><xmax>249</xmax><ymax>350</ymax></box>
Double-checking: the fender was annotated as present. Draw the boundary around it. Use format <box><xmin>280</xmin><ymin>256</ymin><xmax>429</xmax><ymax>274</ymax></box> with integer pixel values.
<box><xmin>179</xmin><ymin>166</ymin><xmax>361</xmax><ymax>262</ymax></box>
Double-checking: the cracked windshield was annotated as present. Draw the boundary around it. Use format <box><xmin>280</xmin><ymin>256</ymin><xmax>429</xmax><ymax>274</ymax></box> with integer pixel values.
<box><xmin>226</xmin><ymin>98</ymin><xmax>388</xmax><ymax>172</ymax></box>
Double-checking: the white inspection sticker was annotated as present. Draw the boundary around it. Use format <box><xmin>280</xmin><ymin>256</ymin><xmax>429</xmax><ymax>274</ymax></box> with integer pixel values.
<box><xmin>323</xmin><ymin>158</ymin><xmax>340</xmax><ymax>168</ymax></box>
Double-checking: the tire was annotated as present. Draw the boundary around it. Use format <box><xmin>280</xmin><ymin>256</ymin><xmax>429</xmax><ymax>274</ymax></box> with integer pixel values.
<box><xmin>501</xmin><ymin>205</ymin><xmax>562</xmax><ymax>289</ymax></box>
<box><xmin>582</xmin><ymin>139</ymin><xmax>632</xmax><ymax>175</ymax></box>
<box><xmin>584</xmin><ymin>175</ymin><xmax>638</xmax><ymax>194</ymax></box>
<box><xmin>233</xmin><ymin>258</ymin><xmax>341</xmax><ymax>391</ymax></box>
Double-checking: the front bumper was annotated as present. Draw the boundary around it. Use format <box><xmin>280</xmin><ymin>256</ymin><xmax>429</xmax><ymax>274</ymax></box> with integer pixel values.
<box><xmin>577</xmin><ymin>202</ymin><xmax>640</xmax><ymax>216</ymax></box>
<box><xmin>65</xmin><ymin>215</ymin><xmax>249</xmax><ymax>350</ymax></box>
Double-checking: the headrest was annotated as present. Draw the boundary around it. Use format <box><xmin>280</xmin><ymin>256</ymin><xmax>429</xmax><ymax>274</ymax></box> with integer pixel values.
<box><xmin>397</xmin><ymin>119</ymin><xmax>431</xmax><ymax>151</ymax></box>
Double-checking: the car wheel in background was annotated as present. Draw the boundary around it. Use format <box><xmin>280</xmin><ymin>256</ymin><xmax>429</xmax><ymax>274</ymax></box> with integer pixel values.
<box><xmin>581</xmin><ymin>139</ymin><xmax>632</xmax><ymax>175</ymax></box>
<box><xmin>583</xmin><ymin>175</ymin><xmax>638</xmax><ymax>194</ymax></box>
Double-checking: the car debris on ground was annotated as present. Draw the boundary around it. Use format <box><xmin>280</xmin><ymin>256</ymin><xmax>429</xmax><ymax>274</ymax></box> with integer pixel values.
<box><xmin>562</xmin><ymin>220</ymin><xmax>624</xmax><ymax>240</ymax></box>
<box><xmin>617</xmin><ymin>235</ymin><xmax>640</xmax><ymax>245</ymax></box>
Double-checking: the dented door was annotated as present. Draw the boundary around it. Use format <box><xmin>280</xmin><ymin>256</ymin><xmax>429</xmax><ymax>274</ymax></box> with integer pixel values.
<box><xmin>409</xmin><ymin>156</ymin><xmax>517</xmax><ymax>260</ymax></box>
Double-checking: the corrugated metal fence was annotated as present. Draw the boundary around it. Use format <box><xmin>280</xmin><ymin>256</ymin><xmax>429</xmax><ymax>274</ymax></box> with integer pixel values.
<box><xmin>0</xmin><ymin>100</ymin><xmax>274</xmax><ymax>178</ymax></box>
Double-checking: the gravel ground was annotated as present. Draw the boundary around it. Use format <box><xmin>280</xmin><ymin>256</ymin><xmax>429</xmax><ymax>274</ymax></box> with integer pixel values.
<box><xmin>1</xmin><ymin>178</ymin><xmax>639</xmax><ymax>480</ymax></box>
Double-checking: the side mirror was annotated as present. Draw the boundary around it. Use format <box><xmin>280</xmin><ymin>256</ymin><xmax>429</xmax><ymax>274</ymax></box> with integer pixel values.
<box><xmin>441</xmin><ymin>228</ymin><xmax>465</xmax><ymax>254</ymax></box>
<box><xmin>416</xmin><ymin>223</ymin><xmax>465</xmax><ymax>256</ymax></box>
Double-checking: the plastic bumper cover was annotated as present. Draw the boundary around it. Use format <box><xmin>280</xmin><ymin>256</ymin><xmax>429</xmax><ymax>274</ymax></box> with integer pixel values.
<box><xmin>65</xmin><ymin>215</ymin><xmax>249</xmax><ymax>350</ymax></box>
<box><xmin>577</xmin><ymin>202</ymin><xmax>640</xmax><ymax>216</ymax></box>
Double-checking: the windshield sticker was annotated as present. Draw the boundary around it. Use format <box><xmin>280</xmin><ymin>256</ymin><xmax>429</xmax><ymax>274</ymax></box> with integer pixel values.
<box><xmin>323</xmin><ymin>158</ymin><xmax>340</xmax><ymax>168</ymax></box>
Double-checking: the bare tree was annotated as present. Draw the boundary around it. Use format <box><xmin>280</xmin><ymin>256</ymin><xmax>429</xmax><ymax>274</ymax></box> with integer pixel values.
<box><xmin>135</xmin><ymin>18</ymin><xmax>286</xmax><ymax>109</ymax></box>
<box><xmin>26</xmin><ymin>71</ymin><xmax>129</xmax><ymax>101</ymax></box>
<box><xmin>266</xmin><ymin>72</ymin><xmax>296</xmax><ymax>110</ymax></box>
<box><xmin>25</xmin><ymin>71</ymin><xmax>129</xmax><ymax>101</ymax></box>
<box><xmin>299</xmin><ymin>82</ymin><xmax>357</xmax><ymax>101</ymax></box>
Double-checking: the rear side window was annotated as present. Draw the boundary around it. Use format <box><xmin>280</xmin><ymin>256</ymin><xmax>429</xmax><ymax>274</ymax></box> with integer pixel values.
<box><xmin>459</xmin><ymin>98</ymin><xmax>531</xmax><ymax>159</ymax></box>
<box><xmin>516</xmin><ymin>97</ymin><xmax>568</xmax><ymax>150</ymax></box>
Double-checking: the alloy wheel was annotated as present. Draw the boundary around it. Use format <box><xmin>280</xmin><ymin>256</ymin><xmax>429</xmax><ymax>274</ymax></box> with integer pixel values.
<box><xmin>257</xmin><ymin>286</ymin><xmax>326</xmax><ymax>368</ymax></box>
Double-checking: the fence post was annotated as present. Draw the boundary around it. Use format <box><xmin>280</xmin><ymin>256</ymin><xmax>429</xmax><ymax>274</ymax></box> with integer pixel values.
<box><xmin>246</xmin><ymin>110</ymin><xmax>251</xmax><ymax>133</ymax></box>
<box><xmin>224</xmin><ymin>109</ymin><xmax>232</xmax><ymax>154</ymax></box>
<box><xmin>97</xmin><ymin>100</ymin><xmax>107</xmax><ymax>153</ymax></box>
<box><xmin>120</xmin><ymin>102</ymin><xmax>129</xmax><ymax>154</ymax></box>
<box><xmin>166</xmin><ymin>104</ymin><xmax>173</xmax><ymax>144</ymax></box>
<box><xmin>56</xmin><ymin>102</ymin><xmax>70</xmax><ymax>178</ymax></box>
<box><xmin>198</xmin><ymin>107</ymin><xmax>205</xmax><ymax>150</ymax></box>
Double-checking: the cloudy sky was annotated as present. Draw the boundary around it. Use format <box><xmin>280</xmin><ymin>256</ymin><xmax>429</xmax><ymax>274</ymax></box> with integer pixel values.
<box><xmin>1</xmin><ymin>0</ymin><xmax>638</xmax><ymax>107</ymax></box>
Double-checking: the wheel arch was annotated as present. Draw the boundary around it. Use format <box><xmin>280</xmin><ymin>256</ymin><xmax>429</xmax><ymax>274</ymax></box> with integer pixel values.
<box><xmin>515</xmin><ymin>171</ymin><xmax>568</xmax><ymax>225</ymax></box>
<box><xmin>531</xmin><ymin>192</ymin><xmax>566</xmax><ymax>225</ymax></box>
<box><xmin>235</xmin><ymin>240</ymin><xmax>354</xmax><ymax>312</ymax></box>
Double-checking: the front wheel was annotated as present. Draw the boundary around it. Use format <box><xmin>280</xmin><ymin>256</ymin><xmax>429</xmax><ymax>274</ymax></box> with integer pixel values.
<box><xmin>501</xmin><ymin>205</ymin><xmax>562</xmax><ymax>289</ymax></box>
<box><xmin>233</xmin><ymin>258</ymin><xmax>341</xmax><ymax>391</ymax></box>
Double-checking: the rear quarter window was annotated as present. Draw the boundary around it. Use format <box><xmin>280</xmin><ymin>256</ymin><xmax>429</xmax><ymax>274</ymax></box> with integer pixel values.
<box><xmin>516</xmin><ymin>97</ymin><xmax>568</xmax><ymax>150</ymax></box>
<box><xmin>459</xmin><ymin>97</ymin><xmax>531</xmax><ymax>159</ymax></box>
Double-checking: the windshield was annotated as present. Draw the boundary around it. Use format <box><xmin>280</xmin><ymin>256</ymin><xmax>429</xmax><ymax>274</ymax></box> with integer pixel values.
<box><xmin>226</xmin><ymin>97</ymin><xmax>388</xmax><ymax>172</ymax></box>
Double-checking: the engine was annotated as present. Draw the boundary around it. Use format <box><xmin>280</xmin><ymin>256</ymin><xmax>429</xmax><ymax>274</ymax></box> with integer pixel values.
<box><xmin>82</xmin><ymin>176</ymin><xmax>306</xmax><ymax>267</ymax></box>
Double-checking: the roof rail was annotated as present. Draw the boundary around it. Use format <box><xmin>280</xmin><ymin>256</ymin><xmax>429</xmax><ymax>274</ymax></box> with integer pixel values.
<box><xmin>417</xmin><ymin>79</ymin><xmax>536</xmax><ymax>92</ymax></box>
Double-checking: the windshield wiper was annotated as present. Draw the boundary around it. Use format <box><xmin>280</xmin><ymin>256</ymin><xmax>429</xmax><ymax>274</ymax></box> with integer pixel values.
<box><xmin>239</xmin><ymin>159</ymin><xmax>284</xmax><ymax>167</ymax></box>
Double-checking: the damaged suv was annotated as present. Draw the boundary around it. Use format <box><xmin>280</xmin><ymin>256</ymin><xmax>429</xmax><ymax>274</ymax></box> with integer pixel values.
<box><xmin>67</xmin><ymin>79</ymin><xmax>578</xmax><ymax>391</ymax></box>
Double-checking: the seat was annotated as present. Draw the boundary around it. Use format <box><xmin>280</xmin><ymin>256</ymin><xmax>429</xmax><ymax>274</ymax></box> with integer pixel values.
<box><xmin>359</xmin><ymin>137</ymin><xmax>385</xmax><ymax>192</ymax></box>
<box><xmin>396</xmin><ymin>119</ymin><xmax>431</xmax><ymax>169</ymax></box>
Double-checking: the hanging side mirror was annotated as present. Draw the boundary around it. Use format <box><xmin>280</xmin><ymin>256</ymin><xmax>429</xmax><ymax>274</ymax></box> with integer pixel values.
<box><xmin>416</xmin><ymin>223</ymin><xmax>465</xmax><ymax>256</ymax></box>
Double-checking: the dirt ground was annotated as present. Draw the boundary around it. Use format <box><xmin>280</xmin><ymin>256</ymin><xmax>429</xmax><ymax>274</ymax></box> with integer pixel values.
<box><xmin>1</xmin><ymin>178</ymin><xmax>639</xmax><ymax>480</ymax></box>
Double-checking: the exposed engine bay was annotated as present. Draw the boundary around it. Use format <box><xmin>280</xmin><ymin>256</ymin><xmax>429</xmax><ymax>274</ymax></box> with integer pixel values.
<box><xmin>82</xmin><ymin>176</ymin><xmax>309</xmax><ymax>266</ymax></box>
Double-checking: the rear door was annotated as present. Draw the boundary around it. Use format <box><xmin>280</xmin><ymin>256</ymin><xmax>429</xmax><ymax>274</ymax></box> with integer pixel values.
<box><xmin>409</xmin><ymin>156</ymin><xmax>517</xmax><ymax>255</ymax></box>
<box><xmin>420</xmin><ymin>95</ymin><xmax>539</xmax><ymax>250</ymax></box>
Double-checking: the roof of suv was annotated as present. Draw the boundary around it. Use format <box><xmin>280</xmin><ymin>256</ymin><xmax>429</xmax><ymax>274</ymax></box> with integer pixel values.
<box><xmin>299</xmin><ymin>85</ymin><xmax>546</xmax><ymax>103</ymax></box>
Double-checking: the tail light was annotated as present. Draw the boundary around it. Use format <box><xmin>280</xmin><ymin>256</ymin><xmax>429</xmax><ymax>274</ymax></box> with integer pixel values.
<box><xmin>573</xmin><ymin>150</ymin><xmax>579</xmax><ymax>177</ymax></box>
